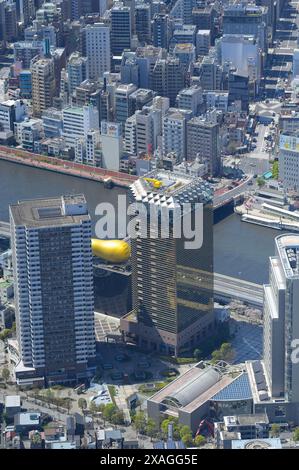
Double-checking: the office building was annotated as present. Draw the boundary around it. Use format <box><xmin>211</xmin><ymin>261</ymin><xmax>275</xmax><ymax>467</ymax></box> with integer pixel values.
<box><xmin>228</xmin><ymin>70</ymin><xmax>250</xmax><ymax>112</ymax></box>
<box><xmin>115</xmin><ymin>83</ymin><xmax>137</xmax><ymax>127</ymax></box>
<box><xmin>128</xmin><ymin>88</ymin><xmax>154</xmax><ymax>114</ymax></box>
<box><xmin>100</xmin><ymin>121</ymin><xmax>123</xmax><ymax>171</ymax></box>
<box><xmin>120</xmin><ymin>170</ymin><xmax>214</xmax><ymax>355</ymax></box>
<box><xmin>124</xmin><ymin>114</ymin><xmax>137</xmax><ymax>155</ymax></box>
<box><xmin>10</xmin><ymin>195</ymin><xmax>96</xmax><ymax>386</ymax></box>
<box><xmin>83</xmin><ymin>23</ymin><xmax>111</xmax><ymax>80</ymax></box>
<box><xmin>192</xmin><ymin>5</ymin><xmax>217</xmax><ymax>43</ymax></box>
<box><xmin>263</xmin><ymin>234</ymin><xmax>299</xmax><ymax>399</ymax></box>
<box><xmin>279</xmin><ymin>132</ymin><xmax>299</xmax><ymax>191</ymax></box>
<box><xmin>42</xmin><ymin>108</ymin><xmax>63</xmax><ymax>138</ymax></box>
<box><xmin>25</xmin><ymin>23</ymin><xmax>57</xmax><ymax>46</ymax></box>
<box><xmin>135</xmin><ymin>45</ymin><xmax>164</xmax><ymax>89</ymax></box>
<box><xmin>19</xmin><ymin>70</ymin><xmax>32</xmax><ymax>98</ymax></box>
<box><xmin>152</xmin><ymin>56</ymin><xmax>186</xmax><ymax>106</ymax></box>
<box><xmin>13</xmin><ymin>41</ymin><xmax>44</xmax><ymax>69</ymax></box>
<box><xmin>293</xmin><ymin>49</ymin><xmax>299</xmax><ymax>79</ymax></box>
<box><xmin>174</xmin><ymin>44</ymin><xmax>196</xmax><ymax>68</ymax></box>
<box><xmin>67</xmin><ymin>52</ymin><xmax>88</xmax><ymax>95</ymax></box>
<box><xmin>0</xmin><ymin>0</ymin><xmax>17</xmax><ymax>41</ymax></box>
<box><xmin>199</xmin><ymin>55</ymin><xmax>223</xmax><ymax>91</ymax></box>
<box><xmin>62</xmin><ymin>104</ymin><xmax>99</xmax><ymax>147</ymax></box>
<box><xmin>176</xmin><ymin>86</ymin><xmax>203</xmax><ymax>116</ymax></box>
<box><xmin>223</xmin><ymin>3</ymin><xmax>267</xmax><ymax>50</ymax></box>
<box><xmin>135</xmin><ymin>3</ymin><xmax>151</xmax><ymax>44</ymax></box>
<box><xmin>31</xmin><ymin>58</ymin><xmax>56</xmax><ymax>118</ymax></box>
<box><xmin>162</xmin><ymin>108</ymin><xmax>192</xmax><ymax>161</ymax></box>
<box><xmin>196</xmin><ymin>30</ymin><xmax>211</xmax><ymax>56</ymax></box>
<box><xmin>135</xmin><ymin>105</ymin><xmax>162</xmax><ymax>155</ymax></box>
<box><xmin>186</xmin><ymin>117</ymin><xmax>220</xmax><ymax>176</ymax></box>
<box><xmin>14</xmin><ymin>118</ymin><xmax>43</xmax><ymax>151</ymax></box>
<box><xmin>220</xmin><ymin>34</ymin><xmax>261</xmax><ymax>93</ymax></box>
<box><xmin>111</xmin><ymin>4</ymin><xmax>131</xmax><ymax>56</ymax></box>
<box><xmin>75</xmin><ymin>129</ymin><xmax>101</xmax><ymax>166</ymax></box>
<box><xmin>0</xmin><ymin>99</ymin><xmax>26</xmax><ymax>134</ymax></box>
<box><xmin>153</xmin><ymin>13</ymin><xmax>172</xmax><ymax>49</ymax></box>
<box><xmin>171</xmin><ymin>24</ymin><xmax>196</xmax><ymax>48</ymax></box>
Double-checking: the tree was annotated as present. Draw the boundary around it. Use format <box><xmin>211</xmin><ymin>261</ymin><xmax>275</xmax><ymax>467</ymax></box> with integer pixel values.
<box><xmin>270</xmin><ymin>423</ymin><xmax>280</xmax><ymax>438</ymax></box>
<box><xmin>257</xmin><ymin>177</ymin><xmax>265</xmax><ymax>187</ymax></box>
<box><xmin>293</xmin><ymin>427</ymin><xmax>299</xmax><ymax>442</ymax></box>
<box><xmin>211</xmin><ymin>343</ymin><xmax>235</xmax><ymax>364</ymax></box>
<box><xmin>2</xmin><ymin>368</ymin><xmax>10</xmax><ymax>383</ymax></box>
<box><xmin>161</xmin><ymin>418</ymin><xmax>181</xmax><ymax>439</ymax></box>
<box><xmin>146</xmin><ymin>418</ymin><xmax>158</xmax><ymax>439</ymax></box>
<box><xmin>0</xmin><ymin>329</ymin><xmax>10</xmax><ymax>341</ymax></box>
<box><xmin>220</xmin><ymin>342</ymin><xmax>235</xmax><ymax>363</ymax></box>
<box><xmin>272</xmin><ymin>161</ymin><xmax>279</xmax><ymax>180</ymax></box>
<box><xmin>194</xmin><ymin>435</ymin><xmax>206</xmax><ymax>447</ymax></box>
<box><xmin>181</xmin><ymin>430</ymin><xmax>193</xmax><ymax>447</ymax></box>
<box><xmin>102</xmin><ymin>403</ymin><xmax>117</xmax><ymax>422</ymax></box>
<box><xmin>111</xmin><ymin>410</ymin><xmax>124</xmax><ymax>425</ymax></box>
<box><xmin>78</xmin><ymin>398</ymin><xmax>87</xmax><ymax>413</ymax></box>
<box><xmin>193</xmin><ymin>349</ymin><xmax>202</xmax><ymax>361</ymax></box>
<box><xmin>134</xmin><ymin>411</ymin><xmax>147</xmax><ymax>434</ymax></box>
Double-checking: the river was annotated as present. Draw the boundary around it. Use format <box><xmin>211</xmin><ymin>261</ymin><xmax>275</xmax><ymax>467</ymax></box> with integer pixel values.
<box><xmin>0</xmin><ymin>159</ymin><xmax>284</xmax><ymax>284</ymax></box>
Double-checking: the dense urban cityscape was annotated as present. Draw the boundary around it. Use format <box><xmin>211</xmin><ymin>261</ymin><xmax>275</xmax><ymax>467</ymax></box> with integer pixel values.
<box><xmin>0</xmin><ymin>0</ymin><xmax>299</xmax><ymax>458</ymax></box>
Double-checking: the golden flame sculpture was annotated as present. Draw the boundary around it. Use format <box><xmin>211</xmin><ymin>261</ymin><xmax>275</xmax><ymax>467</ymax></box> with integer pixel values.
<box><xmin>91</xmin><ymin>238</ymin><xmax>131</xmax><ymax>263</ymax></box>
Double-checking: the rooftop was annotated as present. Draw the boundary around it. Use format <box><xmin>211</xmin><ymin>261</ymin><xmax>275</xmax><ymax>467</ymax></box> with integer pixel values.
<box><xmin>10</xmin><ymin>195</ymin><xmax>89</xmax><ymax>228</ymax></box>
<box><xmin>130</xmin><ymin>170</ymin><xmax>213</xmax><ymax>207</ymax></box>
<box><xmin>5</xmin><ymin>395</ymin><xmax>21</xmax><ymax>408</ymax></box>
<box><xmin>211</xmin><ymin>372</ymin><xmax>252</xmax><ymax>401</ymax></box>
<box><xmin>148</xmin><ymin>362</ymin><xmax>243</xmax><ymax>413</ymax></box>
<box><xmin>276</xmin><ymin>234</ymin><xmax>299</xmax><ymax>278</ymax></box>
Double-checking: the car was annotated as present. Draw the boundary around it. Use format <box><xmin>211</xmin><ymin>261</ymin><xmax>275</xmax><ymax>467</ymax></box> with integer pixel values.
<box><xmin>253</xmin><ymin>137</ymin><xmax>257</xmax><ymax>142</ymax></box>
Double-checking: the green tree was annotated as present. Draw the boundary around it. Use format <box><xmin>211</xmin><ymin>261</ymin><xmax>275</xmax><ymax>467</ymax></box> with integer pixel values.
<box><xmin>111</xmin><ymin>410</ymin><xmax>124</xmax><ymax>425</ymax></box>
<box><xmin>211</xmin><ymin>343</ymin><xmax>235</xmax><ymax>364</ymax></box>
<box><xmin>2</xmin><ymin>368</ymin><xmax>10</xmax><ymax>383</ymax></box>
<box><xmin>78</xmin><ymin>398</ymin><xmax>87</xmax><ymax>413</ymax></box>
<box><xmin>161</xmin><ymin>418</ymin><xmax>181</xmax><ymax>439</ymax></box>
<box><xmin>272</xmin><ymin>161</ymin><xmax>279</xmax><ymax>179</ymax></box>
<box><xmin>193</xmin><ymin>349</ymin><xmax>202</xmax><ymax>361</ymax></box>
<box><xmin>181</xmin><ymin>430</ymin><xmax>193</xmax><ymax>447</ymax></box>
<box><xmin>220</xmin><ymin>342</ymin><xmax>235</xmax><ymax>363</ymax></box>
<box><xmin>0</xmin><ymin>329</ymin><xmax>10</xmax><ymax>341</ymax></box>
<box><xmin>146</xmin><ymin>418</ymin><xmax>158</xmax><ymax>439</ymax></box>
<box><xmin>133</xmin><ymin>411</ymin><xmax>147</xmax><ymax>434</ymax></box>
<box><xmin>194</xmin><ymin>435</ymin><xmax>206</xmax><ymax>447</ymax></box>
<box><xmin>257</xmin><ymin>177</ymin><xmax>265</xmax><ymax>187</ymax></box>
<box><xmin>293</xmin><ymin>427</ymin><xmax>299</xmax><ymax>442</ymax></box>
<box><xmin>270</xmin><ymin>423</ymin><xmax>280</xmax><ymax>437</ymax></box>
<box><xmin>102</xmin><ymin>403</ymin><xmax>117</xmax><ymax>422</ymax></box>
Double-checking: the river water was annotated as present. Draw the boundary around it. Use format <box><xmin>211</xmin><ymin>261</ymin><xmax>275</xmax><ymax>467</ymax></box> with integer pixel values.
<box><xmin>0</xmin><ymin>159</ymin><xmax>284</xmax><ymax>284</ymax></box>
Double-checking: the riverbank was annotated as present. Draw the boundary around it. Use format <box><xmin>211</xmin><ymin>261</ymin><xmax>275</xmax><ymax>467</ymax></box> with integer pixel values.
<box><xmin>0</xmin><ymin>145</ymin><xmax>137</xmax><ymax>189</ymax></box>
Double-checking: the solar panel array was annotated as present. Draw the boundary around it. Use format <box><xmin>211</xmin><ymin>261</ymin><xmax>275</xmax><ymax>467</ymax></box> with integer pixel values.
<box><xmin>211</xmin><ymin>372</ymin><xmax>252</xmax><ymax>401</ymax></box>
